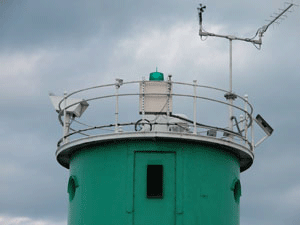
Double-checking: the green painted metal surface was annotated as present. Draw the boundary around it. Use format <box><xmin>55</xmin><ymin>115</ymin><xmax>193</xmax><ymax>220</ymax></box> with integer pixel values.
<box><xmin>134</xmin><ymin>152</ymin><xmax>176</xmax><ymax>224</ymax></box>
<box><xmin>67</xmin><ymin>139</ymin><xmax>241</xmax><ymax>225</ymax></box>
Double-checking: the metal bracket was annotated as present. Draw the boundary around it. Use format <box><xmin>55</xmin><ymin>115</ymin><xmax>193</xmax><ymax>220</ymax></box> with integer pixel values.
<box><xmin>224</xmin><ymin>92</ymin><xmax>237</xmax><ymax>100</ymax></box>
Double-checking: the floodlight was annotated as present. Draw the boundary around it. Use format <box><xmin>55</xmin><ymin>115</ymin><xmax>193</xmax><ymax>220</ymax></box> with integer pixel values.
<box><xmin>255</xmin><ymin>114</ymin><xmax>273</xmax><ymax>136</ymax></box>
<box><xmin>49</xmin><ymin>94</ymin><xmax>89</xmax><ymax>118</ymax></box>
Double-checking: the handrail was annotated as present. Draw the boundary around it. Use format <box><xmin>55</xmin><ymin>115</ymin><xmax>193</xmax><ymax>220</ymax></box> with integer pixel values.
<box><xmin>58</xmin><ymin>92</ymin><xmax>253</xmax><ymax>127</ymax></box>
<box><xmin>176</xmin><ymin>82</ymin><xmax>253</xmax><ymax>113</ymax></box>
<box><xmin>56</xmin><ymin>80</ymin><xmax>255</xmax><ymax>152</ymax></box>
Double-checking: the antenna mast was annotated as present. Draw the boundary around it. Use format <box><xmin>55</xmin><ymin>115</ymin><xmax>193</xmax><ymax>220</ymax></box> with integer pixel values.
<box><xmin>197</xmin><ymin>2</ymin><xmax>296</xmax><ymax>135</ymax></box>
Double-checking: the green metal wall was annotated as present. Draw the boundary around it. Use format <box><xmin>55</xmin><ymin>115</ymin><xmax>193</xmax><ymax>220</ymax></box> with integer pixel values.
<box><xmin>67</xmin><ymin>139</ymin><xmax>241</xmax><ymax>225</ymax></box>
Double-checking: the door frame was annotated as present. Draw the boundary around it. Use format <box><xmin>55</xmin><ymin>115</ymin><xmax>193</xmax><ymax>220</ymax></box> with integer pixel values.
<box><xmin>126</xmin><ymin>149</ymin><xmax>184</xmax><ymax>225</ymax></box>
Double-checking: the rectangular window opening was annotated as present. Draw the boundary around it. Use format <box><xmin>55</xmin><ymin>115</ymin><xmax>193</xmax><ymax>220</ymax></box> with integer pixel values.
<box><xmin>147</xmin><ymin>165</ymin><xmax>163</xmax><ymax>198</ymax></box>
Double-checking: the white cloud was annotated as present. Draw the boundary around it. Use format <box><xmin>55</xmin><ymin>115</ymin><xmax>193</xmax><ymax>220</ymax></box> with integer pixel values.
<box><xmin>107</xmin><ymin>19</ymin><xmax>276</xmax><ymax>92</ymax></box>
<box><xmin>0</xmin><ymin>1</ymin><xmax>299</xmax><ymax>225</ymax></box>
<box><xmin>109</xmin><ymin>21</ymin><xmax>231</xmax><ymax>83</ymax></box>
<box><xmin>0</xmin><ymin>216</ymin><xmax>66</xmax><ymax>225</ymax></box>
<box><xmin>0</xmin><ymin>51</ymin><xmax>44</xmax><ymax>98</ymax></box>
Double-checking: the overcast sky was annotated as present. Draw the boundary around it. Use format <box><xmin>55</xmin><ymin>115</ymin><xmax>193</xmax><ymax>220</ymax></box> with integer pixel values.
<box><xmin>1</xmin><ymin>0</ymin><xmax>299</xmax><ymax>224</ymax></box>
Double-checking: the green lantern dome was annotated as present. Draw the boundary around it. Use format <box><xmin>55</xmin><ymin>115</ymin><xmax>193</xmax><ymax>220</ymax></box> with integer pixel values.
<box><xmin>149</xmin><ymin>70</ymin><xmax>164</xmax><ymax>81</ymax></box>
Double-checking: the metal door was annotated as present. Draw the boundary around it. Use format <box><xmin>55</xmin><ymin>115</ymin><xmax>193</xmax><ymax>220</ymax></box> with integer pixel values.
<box><xmin>133</xmin><ymin>152</ymin><xmax>176</xmax><ymax>225</ymax></box>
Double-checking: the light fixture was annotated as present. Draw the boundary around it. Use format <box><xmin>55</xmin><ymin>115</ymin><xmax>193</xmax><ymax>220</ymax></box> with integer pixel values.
<box><xmin>49</xmin><ymin>93</ymin><xmax>89</xmax><ymax>118</ymax></box>
<box><xmin>255</xmin><ymin>114</ymin><xmax>273</xmax><ymax>136</ymax></box>
<box><xmin>254</xmin><ymin>114</ymin><xmax>274</xmax><ymax>148</ymax></box>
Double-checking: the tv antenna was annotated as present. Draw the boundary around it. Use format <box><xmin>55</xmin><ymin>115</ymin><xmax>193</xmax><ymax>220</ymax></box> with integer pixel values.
<box><xmin>197</xmin><ymin>2</ymin><xmax>297</xmax><ymax>133</ymax></box>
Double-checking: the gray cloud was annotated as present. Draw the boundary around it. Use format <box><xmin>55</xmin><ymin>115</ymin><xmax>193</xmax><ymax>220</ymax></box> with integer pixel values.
<box><xmin>0</xmin><ymin>0</ymin><xmax>299</xmax><ymax>224</ymax></box>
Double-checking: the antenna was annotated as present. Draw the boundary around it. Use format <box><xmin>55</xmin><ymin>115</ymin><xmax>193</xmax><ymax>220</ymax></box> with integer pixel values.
<box><xmin>253</xmin><ymin>2</ymin><xmax>297</xmax><ymax>47</ymax></box>
<box><xmin>198</xmin><ymin>2</ymin><xmax>297</xmax><ymax>48</ymax></box>
<box><xmin>197</xmin><ymin>2</ymin><xmax>296</xmax><ymax>141</ymax></box>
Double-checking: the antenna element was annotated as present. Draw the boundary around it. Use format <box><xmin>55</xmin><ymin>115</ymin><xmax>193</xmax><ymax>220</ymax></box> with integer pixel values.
<box><xmin>255</xmin><ymin>3</ymin><xmax>295</xmax><ymax>45</ymax></box>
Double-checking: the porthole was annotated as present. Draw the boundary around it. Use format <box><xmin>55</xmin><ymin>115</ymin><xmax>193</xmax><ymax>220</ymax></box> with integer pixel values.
<box><xmin>231</xmin><ymin>179</ymin><xmax>241</xmax><ymax>203</ymax></box>
<box><xmin>68</xmin><ymin>176</ymin><xmax>79</xmax><ymax>201</ymax></box>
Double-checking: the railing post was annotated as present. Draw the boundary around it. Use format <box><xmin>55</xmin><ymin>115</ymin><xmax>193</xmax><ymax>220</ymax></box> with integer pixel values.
<box><xmin>240</xmin><ymin>114</ymin><xmax>243</xmax><ymax>145</ymax></box>
<box><xmin>63</xmin><ymin>91</ymin><xmax>70</xmax><ymax>144</ymax></box>
<box><xmin>142</xmin><ymin>77</ymin><xmax>145</xmax><ymax>122</ymax></box>
<box><xmin>115</xmin><ymin>78</ymin><xmax>123</xmax><ymax>133</ymax></box>
<box><xmin>244</xmin><ymin>94</ymin><xmax>248</xmax><ymax>146</ymax></box>
<box><xmin>229</xmin><ymin>39</ymin><xmax>233</xmax><ymax>137</ymax></box>
<box><xmin>193</xmin><ymin>80</ymin><xmax>197</xmax><ymax>134</ymax></box>
<box><xmin>251</xmin><ymin>115</ymin><xmax>255</xmax><ymax>151</ymax></box>
<box><xmin>167</xmin><ymin>75</ymin><xmax>172</xmax><ymax>130</ymax></box>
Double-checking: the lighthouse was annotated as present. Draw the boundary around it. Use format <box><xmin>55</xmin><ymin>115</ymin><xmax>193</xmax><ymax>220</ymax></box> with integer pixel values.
<box><xmin>50</xmin><ymin>69</ymin><xmax>273</xmax><ymax>224</ymax></box>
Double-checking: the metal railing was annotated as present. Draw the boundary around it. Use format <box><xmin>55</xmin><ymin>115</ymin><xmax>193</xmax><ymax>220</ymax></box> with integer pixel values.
<box><xmin>56</xmin><ymin>80</ymin><xmax>255</xmax><ymax>151</ymax></box>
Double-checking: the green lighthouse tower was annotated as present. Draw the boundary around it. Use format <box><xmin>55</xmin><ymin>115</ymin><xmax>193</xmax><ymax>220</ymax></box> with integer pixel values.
<box><xmin>50</xmin><ymin>71</ymin><xmax>273</xmax><ymax>225</ymax></box>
